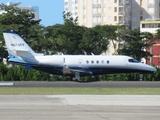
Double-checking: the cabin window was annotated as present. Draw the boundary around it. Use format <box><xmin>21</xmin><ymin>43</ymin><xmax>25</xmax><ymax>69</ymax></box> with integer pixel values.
<box><xmin>91</xmin><ymin>60</ymin><xmax>94</xmax><ymax>64</ymax></box>
<box><xmin>101</xmin><ymin>60</ymin><xmax>104</xmax><ymax>64</ymax></box>
<box><xmin>107</xmin><ymin>60</ymin><xmax>109</xmax><ymax>64</ymax></box>
<box><xmin>86</xmin><ymin>60</ymin><xmax>89</xmax><ymax>64</ymax></box>
<box><xmin>96</xmin><ymin>60</ymin><xmax>99</xmax><ymax>64</ymax></box>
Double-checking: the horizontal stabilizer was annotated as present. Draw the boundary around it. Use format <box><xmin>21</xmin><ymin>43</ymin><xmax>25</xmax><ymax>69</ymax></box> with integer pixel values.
<box><xmin>16</xmin><ymin>51</ymin><xmax>38</xmax><ymax>63</ymax></box>
<box><xmin>25</xmin><ymin>65</ymin><xmax>33</xmax><ymax>70</ymax></box>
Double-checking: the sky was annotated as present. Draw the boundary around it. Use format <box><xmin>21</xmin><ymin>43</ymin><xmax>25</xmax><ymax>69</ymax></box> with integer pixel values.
<box><xmin>0</xmin><ymin>0</ymin><xmax>64</xmax><ymax>26</ymax></box>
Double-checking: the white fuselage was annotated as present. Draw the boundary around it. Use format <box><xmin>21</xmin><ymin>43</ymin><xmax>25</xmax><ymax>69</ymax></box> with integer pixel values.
<box><xmin>31</xmin><ymin>55</ymin><xmax>156</xmax><ymax>76</ymax></box>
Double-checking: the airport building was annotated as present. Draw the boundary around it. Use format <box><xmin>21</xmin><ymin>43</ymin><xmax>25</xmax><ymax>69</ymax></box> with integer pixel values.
<box><xmin>64</xmin><ymin>0</ymin><xmax>160</xmax><ymax>29</ymax></box>
<box><xmin>140</xmin><ymin>19</ymin><xmax>160</xmax><ymax>66</ymax></box>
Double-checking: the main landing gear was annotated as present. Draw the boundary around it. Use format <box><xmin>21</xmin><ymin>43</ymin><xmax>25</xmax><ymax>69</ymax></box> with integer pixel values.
<box><xmin>72</xmin><ymin>72</ymin><xmax>80</xmax><ymax>81</ymax></box>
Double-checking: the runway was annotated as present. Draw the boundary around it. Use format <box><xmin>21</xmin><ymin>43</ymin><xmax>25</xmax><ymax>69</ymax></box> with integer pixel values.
<box><xmin>0</xmin><ymin>81</ymin><xmax>160</xmax><ymax>120</ymax></box>
<box><xmin>1</xmin><ymin>81</ymin><xmax>160</xmax><ymax>87</ymax></box>
<box><xmin>0</xmin><ymin>95</ymin><xmax>160</xmax><ymax>120</ymax></box>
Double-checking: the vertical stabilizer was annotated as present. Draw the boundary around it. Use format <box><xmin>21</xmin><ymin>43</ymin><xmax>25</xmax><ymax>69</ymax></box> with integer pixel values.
<box><xmin>3</xmin><ymin>30</ymin><xmax>38</xmax><ymax>63</ymax></box>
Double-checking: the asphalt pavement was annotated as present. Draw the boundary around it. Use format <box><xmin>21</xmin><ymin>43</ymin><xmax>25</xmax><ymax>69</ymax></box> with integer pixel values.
<box><xmin>0</xmin><ymin>95</ymin><xmax>159</xmax><ymax>120</ymax></box>
<box><xmin>0</xmin><ymin>81</ymin><xmax>160</xmax><ymax>120</ymax></box>
<box><xmin>0</xmin><ymin>81</ymin><xmax>160</xmax><ymax>87</ymax></box>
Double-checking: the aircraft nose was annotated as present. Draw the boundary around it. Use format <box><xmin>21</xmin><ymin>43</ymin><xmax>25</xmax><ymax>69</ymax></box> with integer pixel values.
<box><xmin>146</xmin><ymin>65</ymin><xmax>157</xmax><ymax>73</ymax></box>
<box><xmin>150</xmin><ymin>66</ymin><xmax>157</xmax><ymax>72</ymax></box>
<box><xmin>141</xmin><ymin>64</ymin><xmax>157</xmax><ymax>73</ymax></box>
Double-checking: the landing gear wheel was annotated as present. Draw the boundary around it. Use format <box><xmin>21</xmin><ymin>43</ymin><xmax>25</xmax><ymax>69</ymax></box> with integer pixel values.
<box><xmin>72</xmin><ymin>77</ymin><xmax>76</xmax><ymax>81</ymax></box>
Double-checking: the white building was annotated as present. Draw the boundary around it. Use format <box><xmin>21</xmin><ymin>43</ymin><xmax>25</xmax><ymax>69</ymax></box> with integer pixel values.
<box><xmin>18</xmin><ymin>6</ymin><xmax>39</xmax><ymax>21</ymax></box>
<box><xmin>0</xmin><ymin>0</ymin><xmax>39</xmax><ymax>20</ymax></box>
<box><xmin>140</xmin><ymin>19</ymin><xmax>160</xmax><ymax>34</ymax></box>
<box><xmin>64</xmin><ymin>0</ymin><xmax>160</xmax><ymax>29</ymax></box>
<box><xmin>64</xmin><ymin>0</ymin><xmax>78</xmax><ymax>20</ymax></box>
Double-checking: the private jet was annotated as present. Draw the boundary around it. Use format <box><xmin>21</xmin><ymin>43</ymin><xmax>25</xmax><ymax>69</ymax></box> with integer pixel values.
<box><xmin>3</xmin><ymin>30</ymin><xmax>156</xmax><ymax>80</ymax></box>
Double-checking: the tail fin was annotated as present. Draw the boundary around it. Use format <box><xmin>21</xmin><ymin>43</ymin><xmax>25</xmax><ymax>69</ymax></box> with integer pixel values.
<box><xmin>3</xmin><ymin>30</ymin><xmax>38</xmax><ymax>63</ymax></box>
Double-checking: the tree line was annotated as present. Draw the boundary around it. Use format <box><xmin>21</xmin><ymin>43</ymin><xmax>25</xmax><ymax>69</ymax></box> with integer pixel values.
<box><xmin>0</xmin><ymin>3</ymin><xmax>159</xmax><ymax>81</ymax></box>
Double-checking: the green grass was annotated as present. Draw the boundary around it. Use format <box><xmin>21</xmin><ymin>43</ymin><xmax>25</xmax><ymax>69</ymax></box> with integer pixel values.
<box><xmin>0</xmin><ymin>88</ymin><xmax>160</xmax><ymax>95</ymax></box>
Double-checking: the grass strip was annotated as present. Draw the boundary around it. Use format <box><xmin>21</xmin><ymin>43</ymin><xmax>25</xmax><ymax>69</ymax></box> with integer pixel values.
<box><xmin>0</xmin><ymin>88</ymin><xmax>160</xmax><ymax>95</ymax></box>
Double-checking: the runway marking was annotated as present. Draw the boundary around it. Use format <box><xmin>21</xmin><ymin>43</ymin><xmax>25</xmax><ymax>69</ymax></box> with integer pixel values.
<box><xmin>47</xmin><ymin>95</ymin><xmax>160</xmax><ymax>106</ymax></box>
<box><xmin>0</xmin><ymin>82</ymin><xmax>14</xmax><ymax>86</ymax></box>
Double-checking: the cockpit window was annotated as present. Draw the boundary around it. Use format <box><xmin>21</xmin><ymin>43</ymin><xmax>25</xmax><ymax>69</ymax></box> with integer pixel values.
<box><xmin>128</xmin><ymin>59</ymin><xmax>140</xmax><ymax>63</ymax></box>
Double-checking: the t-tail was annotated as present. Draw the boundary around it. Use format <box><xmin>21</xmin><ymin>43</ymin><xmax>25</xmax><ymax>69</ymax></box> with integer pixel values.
<box><xmin>3</xmin><ymin>30</ymin><xmax>40</xmax><ymax>64</ymax></box>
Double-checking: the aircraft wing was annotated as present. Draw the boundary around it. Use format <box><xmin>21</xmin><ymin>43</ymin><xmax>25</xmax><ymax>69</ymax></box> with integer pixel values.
<box><xmin>63</xmin><ymin>66</ymin><xmax>93</xmax><ymax>75</ymax></box>
<box><xmin>70</xmin><ymin>69</ymin><xmax>93</xmax><ymax>75</ymax></box>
